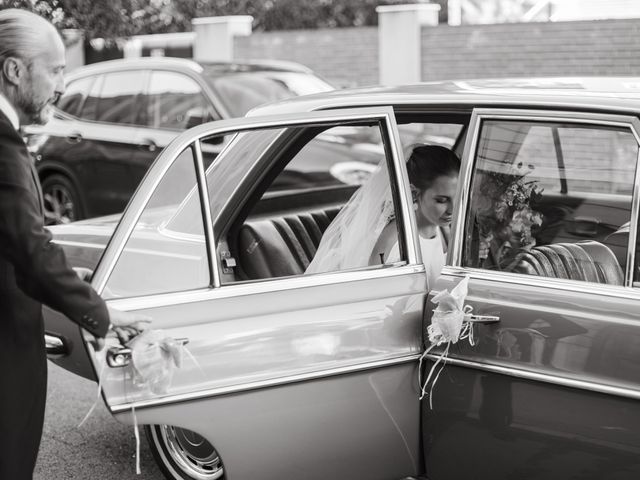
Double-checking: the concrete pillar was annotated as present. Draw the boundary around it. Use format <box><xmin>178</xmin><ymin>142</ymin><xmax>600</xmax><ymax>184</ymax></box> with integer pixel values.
<box><xmin>123</xmin><ymin>38</ymin><xmax>143</xmax><ymax>59</ymax></box>
<box><xmin>376</xmin><ymin>3</ymin><xmax>440</xmax><ymax>86</ymax></box>
<box><xmin>192</xmin><ymin>15</ymin><xmax>253</xmax><ymax>62</ymax></box>
<box><xmin>61</xmin><ymin>29</ymin><xmax>85</xmax><ymax>72</ymax></box>
<box><xmin>448</xmin><ymin>0</ymin><xmax>463</xmax><ymax>26</ymax></box>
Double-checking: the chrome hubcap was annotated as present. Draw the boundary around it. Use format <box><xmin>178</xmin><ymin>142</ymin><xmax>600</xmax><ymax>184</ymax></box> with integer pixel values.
<box><xmin>43</xmin><ymin>185</ymin><xmax>75</xmax><ymax>224</ymax></box>
<box><xmin>160</xmin><ymin>425</ymin><xmax>224</xmax><ymax>480</ymax></box>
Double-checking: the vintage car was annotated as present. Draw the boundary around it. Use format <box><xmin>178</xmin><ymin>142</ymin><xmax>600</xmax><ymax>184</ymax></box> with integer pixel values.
<box><xmin>23</xmin><ymin>57</ymin><xmax>334</xmax><ymax>224</ymax></box>
<box><xmin>44</xmin><ymin>77</ymin><xmax>640</xmax><ymax>480</ymax></box>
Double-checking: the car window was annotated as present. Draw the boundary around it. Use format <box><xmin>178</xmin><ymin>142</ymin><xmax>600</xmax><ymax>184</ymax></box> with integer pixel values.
<box><xmin>204</xmin><ymin>69</ymin><xmax>333</xmax><ymax>117</ymax></box>
<box><xmin>463</xmin><ymin>119</ymin><xmax>638</xmax><ymax>286</ymax></box>
<box><xmin>514</xmin><ymin>124</ymin><xmax>637</xmax><ymax>195</ymax></box>
<box><xmin>204</xmin><ymin>122</ymin><xmax>406</xmax><ymax>283</ymax></box>
<box><xmin>84</xmin><ymin>71</ymin><xmax>146</xmax><ymax>126</ymax></box>
<box><xmin>144</xmin><ymin>70</ymin><xmax>215</xmax><ymax>130</ymax></box>
<box><xmin>104</xmin><ymin>146</ymin><xmax>209</xmax><ymax>298</ymax></box>
<box><xmin>56</xmin><ymin>76</ymin><xmax>95</xmax><ymax>117</ymax></box>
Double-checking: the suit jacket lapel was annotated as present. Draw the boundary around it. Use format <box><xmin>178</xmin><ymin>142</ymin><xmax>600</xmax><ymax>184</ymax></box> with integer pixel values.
<box><xmin>28</xmin><ymin>159</ymin><xmax>45</xmax><ymax>216</ymax></box>
<box><xmin>0</xmin><ymin>110</ymin><xmax>45</xmax><ymax>217</ymax></box>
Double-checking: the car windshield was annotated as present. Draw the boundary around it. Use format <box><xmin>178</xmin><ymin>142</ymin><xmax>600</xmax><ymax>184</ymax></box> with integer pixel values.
<box><xmin>204</xmin><ymin>68</ymin><xmax>334</xmax><ymax>117</ymax></box>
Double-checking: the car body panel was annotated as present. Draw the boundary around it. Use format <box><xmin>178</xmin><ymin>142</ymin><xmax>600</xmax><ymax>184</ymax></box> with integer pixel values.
<box><xmin>41</xmin><ymin>79</ymin><xmax>640</xmax><ymax>479</ymax></box>
<box><xmin>50</xmin><ymin>106</ymin><xmax>424</xmax><ymax>479</ymax></box>
<box><xmin>248</xmin><ymin>77</ymin><xmax>640</xmax><ymax>117</ymax></box>
<box><xmin>126</xmin><ymin>362</ymin><xmax>421</xmax><ymax>480</ymax></box>
<box><xmin>102</xmin><ymin>267</ymin><xmax>425</xmax><ymax>410</ymax></box>
<box><xmin>424</xmin><ymin>365</ymin><xmax>640</xmax><ymax>480</ymax></box>
<box><xmin>420</xmin><ymin>105</ymin><xmax>640</xmax><ymax>479</ymax></box>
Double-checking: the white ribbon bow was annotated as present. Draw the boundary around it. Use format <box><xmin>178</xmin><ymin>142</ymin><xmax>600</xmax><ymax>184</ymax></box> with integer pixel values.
<box><xmin>419</xmin><ymin>276</ymin><xmax>476</xmax><ymax>408</ymax></box>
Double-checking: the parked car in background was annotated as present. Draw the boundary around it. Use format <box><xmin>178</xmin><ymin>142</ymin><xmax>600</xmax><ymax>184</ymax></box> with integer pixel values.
<box><xmin>23</xmin><ymin>57</ymin><xmax>334</xmax><ymax>224</ymax></box>
<box><xmin>43</xmin><ymin>78</ymin><xmax>640</xmax><ymax>480</ymax></box>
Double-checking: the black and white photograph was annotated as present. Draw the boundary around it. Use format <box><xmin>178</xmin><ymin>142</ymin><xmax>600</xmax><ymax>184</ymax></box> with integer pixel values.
<box><xmin>1</xmin><ymin>1</ymin><xmax>640</xmax><ymax>479</ymax></box>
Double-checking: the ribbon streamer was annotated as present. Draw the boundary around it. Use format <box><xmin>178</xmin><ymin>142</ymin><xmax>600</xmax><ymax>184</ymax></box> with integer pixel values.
<box><xmin>419</xmin><ymin>277</ymin><xmax>476</xmax><ymax>408</ymax></box>
<box><xmin>79</xmin><ymin>330</ymin><xmax>200</xmax><ymax>475</ymax></box>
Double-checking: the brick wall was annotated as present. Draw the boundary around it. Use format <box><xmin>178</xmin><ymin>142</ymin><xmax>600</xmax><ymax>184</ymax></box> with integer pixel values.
<box><xmin>234</xmin><ymin>26</ymin><xmax>379</xmax><ymax>88</ymax></box>
<box><xmin>421</xmin><ymin>18</ymin><xmax>640</xmax><ymax>81</ymax></box>
<box><xmin>233</xmin><ymin>18</ymin><xmax>640</xmax><ymax>87</ymax></box>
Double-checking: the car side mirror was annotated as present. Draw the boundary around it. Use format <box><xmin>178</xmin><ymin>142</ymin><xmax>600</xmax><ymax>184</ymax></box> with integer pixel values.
<box><xmin>185</xmin><ymin>108</ymin><xmax>213</xmax><ymax>130</ymax></box>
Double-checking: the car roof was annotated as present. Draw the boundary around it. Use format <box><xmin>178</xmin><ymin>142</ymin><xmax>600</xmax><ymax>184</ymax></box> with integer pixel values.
<box><xmin>247</xmin><ymin>77</ymin><xmax>640</xmax><ymax>117</ymax></box>
<box><xmin>65</xmin><ymin>57</ymin><xmax>315</xmax><ymax>81</ymax></box>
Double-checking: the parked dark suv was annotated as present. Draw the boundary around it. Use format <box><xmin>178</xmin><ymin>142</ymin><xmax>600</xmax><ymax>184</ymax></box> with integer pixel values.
<box><xmin>23</xmin><ymin>57</ymin><xmax>334</xmax><ymax>224</ymax></box>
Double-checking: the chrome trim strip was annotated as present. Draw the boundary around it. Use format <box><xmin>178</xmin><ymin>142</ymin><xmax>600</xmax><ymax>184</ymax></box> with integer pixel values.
<box><xmin>451</xmin><ymin>249</ymin><xmax>640</xmax><ymax>294</ymax></box>
<box><xmin>425</xmin><ymin>354</ymin><xmax>640</xmax><ymax>401</ymax></box>
<box><xmin>110</xmin><ymin>353</ymin><xmax>422</xmax><ymax>413</ymax></box>
<box><xmin>627</xmin><ymin>145</ymin><xmax>640</xmax><ymax>286</ymax></box>
<box><xmin>106</xmin><ymin>263</ymin><xmax>426</xmax><ymax>311</ymax></box>
<box><xmin>296</xmin><ymin>97</ymin><xmax>640</xmax><ymax>118</ymax></box>
<box><xmin>194</xmin><ymin>141</ymin><xmax>220</xmax><ymax>288</ymax></box>
<box><xmin>440</xmin><ymin>266</ymin><xmax>640</xmax><ymax>301</ymax></box>
<box><xmin>449</xmin><ymin>108</ymin><xmax>481</xmax><ymax>267</ymax></box>
<box><xmin>52</xmin><ymin>240</ymin><xmax>105</xmax><ymax>250</ymax></box>
<box><xmin>385</xmin><ymin>111</ymin><xmax>420</xmax><ymax>264</ymax></box>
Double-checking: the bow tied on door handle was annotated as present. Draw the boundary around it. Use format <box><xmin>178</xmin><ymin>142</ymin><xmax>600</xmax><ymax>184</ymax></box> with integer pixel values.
<box><xmin>419</xmin><ymin>276</ymin><xmax>500</xmax><ymax>408</ymax></box>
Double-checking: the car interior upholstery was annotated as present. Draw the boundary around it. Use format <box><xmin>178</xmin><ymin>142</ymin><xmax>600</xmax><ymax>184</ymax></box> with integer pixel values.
<box><xmin>510</xmin><ymin>240</ymin><xmax>624</xmax><ymax>285</ymax></box>
<box><xmin>237</xmin><ymin>205</ymin><xmax>341</xmax><ymax>279</ymax></box>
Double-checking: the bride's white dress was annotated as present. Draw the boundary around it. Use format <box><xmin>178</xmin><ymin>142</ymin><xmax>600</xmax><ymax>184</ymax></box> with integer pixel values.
<box><xmin>385</xmin><ymin>228</ymin><xmax>446</xmax><ymax>287</ymax></box>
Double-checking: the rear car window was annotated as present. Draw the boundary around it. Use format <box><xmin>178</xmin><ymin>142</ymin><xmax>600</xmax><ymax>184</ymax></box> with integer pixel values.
<box><xmin>56</xmin><ymin>76</ymin><xmax>95</xmax><ymax>117</ymax></box>
<box><xmin>144</xmin><ymin>70</ymin><xmax>215</xmax><ymax>130</ymax></box>
<box><xmin>204</xmin><ymin>69</ymin><xmax>333</xmax><ymax>117</ymax></box>
<box><xmin>83</xmin><ymin>71</ymin><xmax>146</xmax><ymax>126</ymax></box>
<box><xmin>463</xmin><ymin>119</ymin><xmax>639</xmax><ymax>285</ymax></box>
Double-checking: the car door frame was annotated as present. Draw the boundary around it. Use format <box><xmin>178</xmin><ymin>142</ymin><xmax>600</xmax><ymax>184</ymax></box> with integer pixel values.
<box><xmin>92</xmin><ymin>106</ymin><xmax>420</xmax><ymax>294</ymax></box>
<box><xmin>82</xmin><ymin>106</ymin><xmax>426</xmax><ymax>479</ymax></box>
<box><xmin>422</xmin><ymin>107</ymin><xmax>640</xmax><ymax>479</ymax></box>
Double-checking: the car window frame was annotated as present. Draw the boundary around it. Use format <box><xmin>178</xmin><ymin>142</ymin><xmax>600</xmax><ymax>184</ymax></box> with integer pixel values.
<box><xmin>55</xmin><ymin>74</ymin><xmax>96</xmax><ymax>119</ymax></box>
<box><xmin>449</xmin><ymin>108</ymin><xmax>640</xmax><ymax>289</ymax></box>
<box><xmin>75</xmin><ymin>69</ymin><xmax>148</xmax><ymax>127</ymax></box>
<box><xmin>141</xmin><ymin>68</ymin><xmax>220</xmax><ymax>132</ymax></box>
<box><xmin>91</xmin><ymin>106</ymin><xmax>420</xmax><ymax>301</ymax></box>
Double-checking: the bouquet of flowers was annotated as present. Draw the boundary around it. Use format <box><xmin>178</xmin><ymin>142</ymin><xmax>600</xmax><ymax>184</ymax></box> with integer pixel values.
<box><xmin>475</xmin><ymin>161</ymin><xmax>544</xmax><ymax>270</ymax></box>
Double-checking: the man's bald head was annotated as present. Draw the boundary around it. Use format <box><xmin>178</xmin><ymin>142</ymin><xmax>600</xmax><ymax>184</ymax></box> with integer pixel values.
<box><xmin>0</xmin><ymin>8</ymin><xmax>66</xmax><ymax>125</ymax></box>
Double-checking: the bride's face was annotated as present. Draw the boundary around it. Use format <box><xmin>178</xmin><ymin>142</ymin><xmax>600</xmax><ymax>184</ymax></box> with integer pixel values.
<box><xmin>415</xmin><ymin>173</ymin><xmax>458</xmax><ymax>227</ymax></box>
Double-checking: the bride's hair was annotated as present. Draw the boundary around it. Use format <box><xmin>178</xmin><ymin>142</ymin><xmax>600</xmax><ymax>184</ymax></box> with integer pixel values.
<box><xmin>306</xmin><ymin>144</ymin><xmax>461</xmax><ymax>274</ymax></box>
<box><xmin>407</xmin><ymin>144</ymin><xmax>461</xmax><ymax>193</ymax></box>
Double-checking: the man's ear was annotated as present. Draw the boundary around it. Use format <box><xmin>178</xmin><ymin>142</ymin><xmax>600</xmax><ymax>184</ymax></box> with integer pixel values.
<box><xmin>2</xmin><ymin>57</ymin><xmax>25</xmax><ymax>87</ymax></box>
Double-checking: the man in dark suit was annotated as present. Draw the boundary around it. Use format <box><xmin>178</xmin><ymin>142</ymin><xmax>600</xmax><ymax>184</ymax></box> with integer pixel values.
<box><xmin>0</xmin><ymin>9</ymin><xmax>149</xmax><ymax>478</ymax></box>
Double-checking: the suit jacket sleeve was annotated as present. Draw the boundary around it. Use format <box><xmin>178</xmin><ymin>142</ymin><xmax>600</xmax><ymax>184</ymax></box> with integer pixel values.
<box><xmin>0</xmin><ymin>126</ymin><xmax>109</xmax><ymax>338</ymax></box>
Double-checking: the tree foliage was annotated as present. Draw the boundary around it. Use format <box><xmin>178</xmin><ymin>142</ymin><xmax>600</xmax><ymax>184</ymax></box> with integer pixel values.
<box><xmin>0</xmin><ymin>0</ymin><xmax>444</xmax><ymax>41</ymax></box>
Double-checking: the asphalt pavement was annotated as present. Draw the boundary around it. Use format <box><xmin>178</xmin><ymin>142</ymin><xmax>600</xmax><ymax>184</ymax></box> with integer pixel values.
<box><xmin>34</xmin><ymin>362</ymin><xmax>164</xmax><ymax>479</ymax></box>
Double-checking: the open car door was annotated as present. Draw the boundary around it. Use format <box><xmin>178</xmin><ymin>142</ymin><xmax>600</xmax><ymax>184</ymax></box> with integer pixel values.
<box><xmin>47</xmin><ymin>107</ymin><xmax>430</xmax><ymax>480</ymax></box>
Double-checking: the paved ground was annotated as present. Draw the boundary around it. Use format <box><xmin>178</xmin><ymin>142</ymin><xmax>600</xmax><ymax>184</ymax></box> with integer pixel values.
<box><xmin>33</xmin><ymin>362</ymin><xmax>164</xmax><ymax>479</ymax></box>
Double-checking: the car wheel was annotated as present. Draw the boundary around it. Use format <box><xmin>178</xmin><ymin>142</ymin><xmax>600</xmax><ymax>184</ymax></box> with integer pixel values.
<box><xmin>145</xmin><ymin>424</ymin><xmax>225</xmax><ymax>480</ymax></box>
<box><xmin>41</xmin><ymin>174</ymin><xmax>83</xmax><ymax>225</ymax></box>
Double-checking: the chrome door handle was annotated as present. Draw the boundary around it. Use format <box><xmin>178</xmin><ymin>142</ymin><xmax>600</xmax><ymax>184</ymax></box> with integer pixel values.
<box><xmin>138</xmin><ymin>139</ymin><xmax>158</xmax><ymax>152</ymax></box>
<box><xmin>66</xmin><ymin>133</ymin><xmax>82</xmax><ymax>144</ymax></box>
<box><xmin>467</xmin><ymin>314</ymin><xmax>500</xmax><ymax>324</ymax></box>
<box><xmin>45</xmin><ymin>333</ymin><xmax>68</xmax><ymax>359</ymax></box>
<box><xmin>106</xmin><ymin>337</ymin><xmax>189</xmax><ymax>368</ymax></box>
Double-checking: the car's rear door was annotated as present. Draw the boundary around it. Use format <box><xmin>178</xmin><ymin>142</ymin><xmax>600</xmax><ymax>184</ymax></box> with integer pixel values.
<box><xmin>79</xmin><ymin>107</ymin><xmax>424</xmax><ymax>480</ymax></box>
<box><xmin>424</xmin><ymin>109</ymin><xmax>640</xmax><ymax>480</ymax></box>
